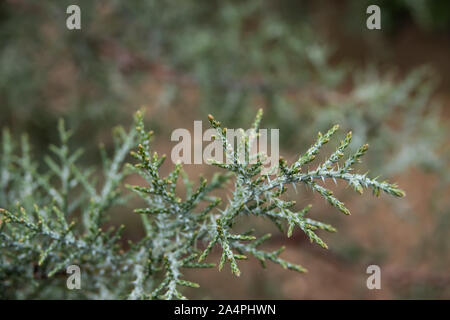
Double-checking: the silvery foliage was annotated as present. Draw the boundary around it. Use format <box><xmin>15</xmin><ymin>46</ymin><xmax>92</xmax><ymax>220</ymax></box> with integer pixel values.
<box><xmin>0</xmin><ymin>110</ymin><xmax>404</xmax><ymax>299</ymax></box>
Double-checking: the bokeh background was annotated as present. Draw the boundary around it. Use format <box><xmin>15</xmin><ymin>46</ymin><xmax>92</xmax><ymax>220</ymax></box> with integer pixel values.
<box><xmin>1</xmin><ymin>0</ymin><xmax>449</xmax><ymax>299</ymax></box>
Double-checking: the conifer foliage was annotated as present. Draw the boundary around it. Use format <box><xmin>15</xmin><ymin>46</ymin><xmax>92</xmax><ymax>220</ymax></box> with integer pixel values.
<box><xmin>0</xmin><ymin>110</ymin><xmax>404</xmax><ymax>299</ymax></box>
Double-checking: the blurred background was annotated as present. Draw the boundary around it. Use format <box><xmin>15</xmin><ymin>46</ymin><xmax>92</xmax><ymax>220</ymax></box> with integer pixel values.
<box><xmin>1</xmin><ymin>0</ymin><xmax>449</xmax><ymax>299</ymax></box>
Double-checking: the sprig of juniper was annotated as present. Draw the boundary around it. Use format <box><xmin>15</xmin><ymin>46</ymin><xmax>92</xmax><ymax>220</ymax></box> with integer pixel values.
<box><xmin>0</xmin><ymin>117</ymin><xmax>138</xmax><ymax>298</ymax></box>
<box><xmin>194</xmin><ymin>110</ymin><xmax>404</xmax><ymax>277</ymax></box>
<box><xmin>127</xmin><ymin>109</ymin><xmax>404</xmax><ymax>298</ymax></box>
<box><xmin>0</xmin><ymin>109</ymin><xmax>404</xmax><ymax>299</ymax></box>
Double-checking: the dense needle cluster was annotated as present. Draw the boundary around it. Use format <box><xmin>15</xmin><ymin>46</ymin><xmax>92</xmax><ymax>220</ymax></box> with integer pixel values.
<box><xmin>0</xmin><ymin>110</ymin><xmax>404</xmax><ymax>299</ymax></box>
